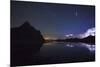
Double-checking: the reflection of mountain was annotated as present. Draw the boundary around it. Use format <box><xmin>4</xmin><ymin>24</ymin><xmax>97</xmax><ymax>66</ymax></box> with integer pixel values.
<box><xmin>11</xmin><ymin>21</ymin><xmax>44</xmax><ymax>66</ymax></box>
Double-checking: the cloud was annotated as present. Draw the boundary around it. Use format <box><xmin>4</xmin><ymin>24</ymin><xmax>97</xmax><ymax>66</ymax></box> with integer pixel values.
<box><xmin>79</xmin><ymin>27</ymin><xmax>95</xmax><ymax>38</ymax></box>
<box><xmin>65</xmin><ymin>34</ymin><xmax>73</xmax><ymax>37</ymax></box>
<box><xmin>65</xmin><ymin>27</ymin><xmax>95</xmax><ymax>39</ymax></box>
<box><xmin>65</xmin><ymin>34</ymin><xmax>78</xmax><ymax>38</ymax></box>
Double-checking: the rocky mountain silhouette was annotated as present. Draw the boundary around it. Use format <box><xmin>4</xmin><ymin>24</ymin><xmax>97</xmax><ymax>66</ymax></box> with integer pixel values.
<box><xmin>82</xmin><ymin>35</ymin><xmax>95</xmax><ymax>44</ymax></box>
<box><xmin>54</xmin><ymin>35</ymin><xmax>95</xmax><ymax>44</ymax></box>
<box><xmin>11</xmin><ymin>21</ymin><xmax>44</xmax><ymax>66</ymax></box>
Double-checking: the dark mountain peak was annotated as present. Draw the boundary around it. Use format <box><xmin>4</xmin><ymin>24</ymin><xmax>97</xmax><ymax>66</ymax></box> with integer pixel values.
<box><xmin>84</xmin><ymin>35</ymin><xmax>95</xmax><ymax>39</ymax></box>
<box><xmin>88</xmin><ymin>35</ymin><xmax>94</xmax><ymax>37</ymax></box>
<box><xmin>21</xmin><ymin>21</ymin><xmax>31</xmax><ymax>27</ymax></box>
<box><xmin>19</xmin><ymin>21</ymin><xmax>36</xmax><ymax>31</ymax></box>
<box><xmin>11</xmin><ymin>21</ymin><xmax>44</xmax><ymax>66</ymax></box>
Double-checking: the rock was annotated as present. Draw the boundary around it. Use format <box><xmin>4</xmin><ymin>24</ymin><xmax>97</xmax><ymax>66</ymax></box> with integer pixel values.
<box><xmin>11</xmin><ymin>21</ymin><xmax>44</xmax><ymax>66</ymax></box>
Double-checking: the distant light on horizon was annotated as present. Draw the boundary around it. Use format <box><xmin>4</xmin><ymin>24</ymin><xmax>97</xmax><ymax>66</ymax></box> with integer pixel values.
<box><xmin>44</xmin><ymin>37</ymin><xmax>57</xmax><ymax>40</ymax></box>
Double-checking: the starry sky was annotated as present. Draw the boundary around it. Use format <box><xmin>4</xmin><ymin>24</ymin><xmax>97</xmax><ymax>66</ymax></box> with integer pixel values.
<box><xmin>11</xmin><ymin>1</ymin><xmax>95</xmax><ymax>39</ymax></box>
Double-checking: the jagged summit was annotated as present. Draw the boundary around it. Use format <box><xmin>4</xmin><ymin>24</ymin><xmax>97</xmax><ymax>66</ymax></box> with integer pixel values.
<box><xmin>21</xmin><ymin>21</ymin><xmax>31</xmax><ymax>27</ymax></box>
<box><xmin>20</xmin><ymin>21</ymin><xmax>31</xmax><ymax>27</ymax></box>
<box><xmin>19</xmin><ymin>21</ymin><xmax>37</xmax><ymax>31</ymax></box>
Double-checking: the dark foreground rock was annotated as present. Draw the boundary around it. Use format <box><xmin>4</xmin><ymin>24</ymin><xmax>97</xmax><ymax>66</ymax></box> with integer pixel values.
<box><xmin>11</xmin><ymin>21</ymin><xmax>44</xmax><ymax>66</ymax></box>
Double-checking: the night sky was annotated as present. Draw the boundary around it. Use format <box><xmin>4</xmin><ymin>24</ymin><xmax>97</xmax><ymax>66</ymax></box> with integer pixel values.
<box><xmin>11</xmin><ymin>1</ymin><xmax>95</xmax><ymax>39</ymax></box>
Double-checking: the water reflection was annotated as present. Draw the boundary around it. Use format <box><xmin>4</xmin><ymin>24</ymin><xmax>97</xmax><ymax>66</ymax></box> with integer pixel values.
<box><xmin>81</xmin><ymin>43</ymin><xmax>95</xmax><ymax>52</ymax></box>
<box><xmin>34</xmin><ymin>42</ymin><xmax>95</xmax><ymax>64</ymax></box>
<box><xmin>66</xmin><ymin>44</ymin><xmax>74</xmax><ymax>47</ymax></box>
<box><xmin>65</xmin><ymin>42</ymin><xmax>95</xmax><ymax>52</ymax></box>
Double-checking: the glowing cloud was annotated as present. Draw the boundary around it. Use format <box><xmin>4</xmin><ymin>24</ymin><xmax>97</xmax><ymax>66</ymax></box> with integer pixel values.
<box><xmin>65</xmin><ymin>34</ymin><xmax>73</xmax><ymax>37</ymax></box>
<box><xmin>65</xmin><ymin>27</ymin><xmax>95</xmax><ymax>39</ymax></box>
<box><xmin>79</xmin><ymin>27</ymin><xmax>95</xmax><ymax>38</ymax></box>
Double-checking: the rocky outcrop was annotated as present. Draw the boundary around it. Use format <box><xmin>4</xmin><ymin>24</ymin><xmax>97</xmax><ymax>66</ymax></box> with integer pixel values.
<box><xmin>11</xmin><ymin>21</ymin><xmax>44</xmax><ymax>66</ymax></box>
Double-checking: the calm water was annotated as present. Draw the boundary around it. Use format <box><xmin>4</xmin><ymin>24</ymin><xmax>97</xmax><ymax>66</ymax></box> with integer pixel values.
<box><xmin>33</xmin><ymin>42</ymin><xmax>95</xmax><ymax>65</ymax></box>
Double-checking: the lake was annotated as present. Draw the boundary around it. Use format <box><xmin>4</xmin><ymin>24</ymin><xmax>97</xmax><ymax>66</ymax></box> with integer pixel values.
<box><xmin>32</xmin><ymin>42</ymin><xmax>95</xmax><ymax>65</ymax></box>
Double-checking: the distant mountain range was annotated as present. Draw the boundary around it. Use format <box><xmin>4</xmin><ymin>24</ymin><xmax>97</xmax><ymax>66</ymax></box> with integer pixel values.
<box><xmin>53</xmin><ymin>35</ymin><xmax>95</xmax><ymax>44</ymax></box>
<box><xmin>45</xmin><ymin>27</ymin><xmax>95</xmax><ymax>44</ymax></box>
